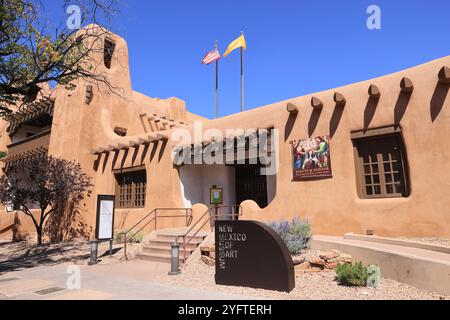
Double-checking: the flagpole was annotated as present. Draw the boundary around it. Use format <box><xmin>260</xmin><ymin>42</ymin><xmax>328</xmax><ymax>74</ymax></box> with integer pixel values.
<box><xmin>240</xmin><ymin>31</ymin><xmax>244</xmax><ymax>113</ymax></box>
<box><xmin>215</xmin><ymin>40</ymin><xmax>219</xmax><ymax>118</ymax></box>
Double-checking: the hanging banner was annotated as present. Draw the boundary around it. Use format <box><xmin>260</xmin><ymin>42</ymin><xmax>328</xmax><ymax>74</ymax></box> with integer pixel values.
<box><xmin>290</xmin><ymin>135</ymin><xmax>332</xmax><ymax>180</ymax></box>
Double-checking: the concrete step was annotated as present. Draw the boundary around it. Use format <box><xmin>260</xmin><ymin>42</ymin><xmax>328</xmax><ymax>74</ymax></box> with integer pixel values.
<box><xmin>155</xmin><ymin>234</ymin><xmax>206</xmax><ymax>243</ymax></box>
<box><xmin>135</xmin><ymin>252</ymin><xmax>184</xmax><ymax>264</ymax></box>
<box><xmin>147</xmin><ymin>239</ymin><xmax>200</xmax><ymax>250</ymax></box>
<box><xmin>142</xmin><ymin>245</ymin><xmax>194</xmax><ymax>256</ymax></box>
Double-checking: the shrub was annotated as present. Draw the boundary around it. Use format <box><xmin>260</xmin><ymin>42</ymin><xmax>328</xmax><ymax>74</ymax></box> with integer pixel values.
<box><xmin>0</xmin><ymin>151</ymin><xmax>6</xmax><ymax>159</ymax></box>
<box><xmin>114</xmin><ymin>231</ymin><xmax>144</xmax><ymax>244</ymax></box>
<box><xmin>269</xmin><ymin>218</ymin><xmax>312</xmax><ymax>255</ymax></box>
<box><xmin>335</xmin><ymin>262</ymin><xmax>369</xmax><ymax>287</ymax></box>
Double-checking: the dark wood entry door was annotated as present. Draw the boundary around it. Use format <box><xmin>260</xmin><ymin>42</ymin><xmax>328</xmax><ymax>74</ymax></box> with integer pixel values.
<box><xmin>235</xmin><ymin>165</ymin><xmax>268</xmax><ymax>208</ymax></box>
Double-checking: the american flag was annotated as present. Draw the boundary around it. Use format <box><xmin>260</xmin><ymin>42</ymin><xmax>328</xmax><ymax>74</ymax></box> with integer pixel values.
<box><xmin>201</xmin><ymin>48</ymin><xmax>221</xmax><ymax>65</ymax></box>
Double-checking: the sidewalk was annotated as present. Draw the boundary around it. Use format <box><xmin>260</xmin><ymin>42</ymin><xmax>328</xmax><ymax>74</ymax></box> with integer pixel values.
<box><xmin>0</xmin><ymin>261</ymin><xmax>258</xmax><ymax>300</ymax></box>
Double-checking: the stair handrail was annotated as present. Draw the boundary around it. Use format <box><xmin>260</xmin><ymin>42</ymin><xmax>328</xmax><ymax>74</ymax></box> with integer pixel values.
<box><xmin>118</xmin><ymin>207</ymin><xmax>193</xmax><ymax>259</ymax></box>
<box><xmin>175</xmin><ymin>205</ymin><xmax>243</xmax><ymax>262</ymax></box>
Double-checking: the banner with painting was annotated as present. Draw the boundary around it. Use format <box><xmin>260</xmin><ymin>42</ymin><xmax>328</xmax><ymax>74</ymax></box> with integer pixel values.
<box><xmin>290</xmin><ymin>136</ymin><xmax>332</xmax><ymax>180</ymax></box>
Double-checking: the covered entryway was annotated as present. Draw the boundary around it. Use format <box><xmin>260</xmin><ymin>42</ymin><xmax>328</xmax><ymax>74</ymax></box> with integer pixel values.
<box><xmin>234</xmin><ymin>164</ymin><xmax>268</xmax><ymax>208</ymax></box>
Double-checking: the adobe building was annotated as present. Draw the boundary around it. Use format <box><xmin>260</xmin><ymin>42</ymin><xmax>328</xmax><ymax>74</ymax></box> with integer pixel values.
<box><xmin>1</xmin><ymin>25</ymin><xmax>450</xmax><ymax>242</ymax></box>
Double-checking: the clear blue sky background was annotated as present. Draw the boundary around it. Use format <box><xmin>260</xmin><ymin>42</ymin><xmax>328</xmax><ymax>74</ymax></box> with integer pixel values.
<box><xmin>97</xmin><ymin>1</ymin><xmax>449</xmax><ymax>118</ymax></box>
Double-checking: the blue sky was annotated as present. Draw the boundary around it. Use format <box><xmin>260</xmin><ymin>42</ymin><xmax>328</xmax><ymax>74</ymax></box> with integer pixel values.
<box><xmin>98</xmin><ymin>1</ymin><xmax>449</xmax><ymax>118</ymax></box>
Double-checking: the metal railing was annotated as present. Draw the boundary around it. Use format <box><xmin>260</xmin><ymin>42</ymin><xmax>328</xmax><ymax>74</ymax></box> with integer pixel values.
<box><xmin>119</xmin><ymin>207</ymin><xmax>193</xmax><ymax>259</ymax></box>
<box><xmin>175</xmin><ymin>205</ymin><xmax>243</xmax><ymax>263</ymax></box>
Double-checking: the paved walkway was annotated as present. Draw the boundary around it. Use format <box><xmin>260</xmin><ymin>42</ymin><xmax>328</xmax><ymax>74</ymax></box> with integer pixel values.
<box><xmin>0</xmin><ymin>261</ymin><xmax>256</xmax><ymax>300</ymax></box>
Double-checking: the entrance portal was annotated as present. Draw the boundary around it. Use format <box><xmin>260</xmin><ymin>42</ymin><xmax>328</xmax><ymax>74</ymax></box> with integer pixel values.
<box><xmin>235</xmin><ymin>165</ymin><xmax>268</xmax><ymax>208</ymax></box>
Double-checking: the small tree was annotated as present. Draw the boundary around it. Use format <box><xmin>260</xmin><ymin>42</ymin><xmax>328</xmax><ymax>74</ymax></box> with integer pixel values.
<box><xmin>0</xmin><ymin>155</ymin><xmax>93</xmax><ymax>245</ymax></box>
<box><xmin>0</xmin><ymin>0</ymin><xmax>119</xmax><ymax>116</ymax></box>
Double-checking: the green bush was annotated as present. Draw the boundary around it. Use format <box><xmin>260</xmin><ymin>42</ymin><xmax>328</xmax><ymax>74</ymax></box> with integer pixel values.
<box><xmin>0</xmin><ymin>151</ymin><xmax>6</xmax><ymax>159</ymax></box>
<box><xmin>269</xmin><ymin>218</ymin><xmax>312</xmax><ymax>255</ymax></box>
<box><xmin>335</xmin><ymin>262</ymin><xmax>369</xmax><ymax>287</ymax></box>
<box><xmin>114</xmin><ymin>230</ymin><xmax>144</xmax><ymax>244</ymax></box>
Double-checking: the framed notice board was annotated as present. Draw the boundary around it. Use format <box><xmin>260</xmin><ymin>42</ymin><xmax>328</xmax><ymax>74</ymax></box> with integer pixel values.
<box><xmin>95</xmin><ymin>195</ymin><xmax>116</xmax><ymax>241</ymax></box>
<box><xmin>210</xmin><ymin>186</ymin><xmax>223</xmax><ymax>205</ymax></box>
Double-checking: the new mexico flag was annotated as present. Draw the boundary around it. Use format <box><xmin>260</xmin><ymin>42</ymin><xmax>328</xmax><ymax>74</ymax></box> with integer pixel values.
<box><xmin>223</xmin><ymin>34</ymin><xmax>247</xmax><ymax>57</ymax></box>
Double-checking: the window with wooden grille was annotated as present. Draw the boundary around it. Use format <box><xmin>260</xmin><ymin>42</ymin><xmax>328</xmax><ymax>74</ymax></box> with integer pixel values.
<box><xmin>352</xmin><ymin>127</ymin><xmax>410</xmax><ymax>199</ymax></box>
<box><xmin>104</xmin><ymin>39</ymin><xmax>116</xmax><ymax>69</ymax></box>
<box><xmin>115</xmin><ymin>170</ymin><xmax>146</xmax><ymax>208</ymax></box>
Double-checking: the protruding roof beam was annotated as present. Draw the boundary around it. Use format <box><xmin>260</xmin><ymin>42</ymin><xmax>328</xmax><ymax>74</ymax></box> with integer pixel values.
<box><xmin>368</xmin><ymin>84</ymin><xmax>381</xmax><ymax>99</ymax></box>
<box><xmin>156</xmin><ymin>133</ymin><xmax>168</xmax><ymax>141</ymax></box>
<box><xmin>400</xmin><ymin>77</ymin><xmax>414</xmax><ymax>93</ymax></box>
<box><xmin>138</xmin><ymin>138</ymin><xmax>150</xmax><ymax>145</ymax></box>
<box><xmin>128</xmin><ymin>141</ymin><xmax>139</xmax><ymax>147</ymax></box>
<box><xmin>333</xmin><ymin>92</ymin><xmax>346</xmax><ymax>106</ymax></box>
<box><xmin>438</xmin><ymin>66</ymin><xmax>450</xmax><ymax>84</ymax></box>
<box><xmin>311</xmin><ymin>96</ymin><xmax>323</xmax><ymax>110</ymax></box>
<box><xmin>287</xmin><ymin>102</ymin><xmax>299</xmax><ymax>114</ymax></box>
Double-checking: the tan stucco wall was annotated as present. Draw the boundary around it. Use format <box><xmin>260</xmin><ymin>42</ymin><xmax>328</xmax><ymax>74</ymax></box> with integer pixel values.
<box><xmin>1</xmin><ymin>25</ymin><xmax>449</xmax><ymax>241</ymax></box>
<box><xmin>167</xmin><ymin>56</ymin><xmax>450</xmax><ymax>238</ymax></box>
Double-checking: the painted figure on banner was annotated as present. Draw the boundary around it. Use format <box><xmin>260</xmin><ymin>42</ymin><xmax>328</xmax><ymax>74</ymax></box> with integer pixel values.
<box><xmin>291</xmin><ymin>136</ymin><xmax>332</xmax><ymax>180</ymax></box>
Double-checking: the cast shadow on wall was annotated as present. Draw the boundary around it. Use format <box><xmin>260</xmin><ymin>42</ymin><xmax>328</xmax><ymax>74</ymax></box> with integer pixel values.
<box><xmin>394</xmin><ymin>91</ymin><xmax>412</xmax><ymax>127</ymax></box>
<box><xmin>284</xmin><ymin>112</ymin><xmax>298</xmax><ymax>142</ymax></box>
<box><xmin>308</xmin><ymin>108</ymin><xmax>322</xmax><ymax>137</ymax></box>
<box><xmin>329</xmin><ymin>104</ymin><xmax>345</xmax><ymax>138</ymax></box>
<box><xmin>44</xmin><ymin>201</ymin><xmax>92</xmax><ymax>243</ymax></box>
<box><xmin>363</xmin><ymin>96</ymin><xmax>380</xmax><ymax>131</ymax></box>
<box><xmin>430</xmin><ymin>81</ymin><xmax>450</xmax><ymax>122</ymax></box>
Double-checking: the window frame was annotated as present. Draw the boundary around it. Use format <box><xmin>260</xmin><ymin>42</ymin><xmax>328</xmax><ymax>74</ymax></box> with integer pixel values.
<box><xmin>114</xmin><ymin>167</ymin><xmax>147</xmax><ymax>209</ymax></box>
<box><xmin>104</xmin><ymin>38</ymin><xmax>116</xmax><ymax>69</ymax></box>
<box><xmin>351</xmin><ymin>126</ymin><xmax>410</xmax><ymax>199</ymax></box>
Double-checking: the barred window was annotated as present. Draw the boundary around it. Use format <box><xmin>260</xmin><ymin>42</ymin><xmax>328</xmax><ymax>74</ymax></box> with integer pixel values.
<box><xmin>104</xmin><ymin>39</ymin><xmax>116</xmax><ymax>69</ymax></box>
<box><xmin>115</xmin><ymin>170</ymin><xmax>146</xmax><ymax>208</ymax></box>
<box><xmin>352</xmin><ymin>127</ymin><xmax>410</xmax><ymax>199</ymax></box>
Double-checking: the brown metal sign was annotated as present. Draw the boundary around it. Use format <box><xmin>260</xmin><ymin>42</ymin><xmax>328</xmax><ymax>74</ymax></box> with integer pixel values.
<box><xmin>215</xmin><ymin>220</ymin><xmax>295</xmax><ymax>292</ymax></box>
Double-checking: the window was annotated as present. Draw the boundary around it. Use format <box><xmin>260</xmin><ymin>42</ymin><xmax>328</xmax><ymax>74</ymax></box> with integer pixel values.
<box><xmin>104</xmin><ymin>39</ymin><xmax>116</xmax><ymax>69</ymax></box>
<box><xmin>352</xmin><ymin>127</ymin><xmax>410</xmax><ymax>199</ymax></box>
<box><xmin>114</xmin><ymin>127</ymin><xmax>127</xmax><ymax>137</ymax></box>
<box><xmin>115</xmin><ymin>169</ymin><xmax>147</xmax><ymax>208</ymax></box>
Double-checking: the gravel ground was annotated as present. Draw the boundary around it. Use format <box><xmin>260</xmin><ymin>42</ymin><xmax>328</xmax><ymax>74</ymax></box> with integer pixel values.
<box><xmin>397</xmin><ymin>237</ymin><xmax>450</xmax><ymax>247</ymax></box>
<box><xmin>155</xmin><ymin>257</ymin><xmax>449</xmax><ymax>300</ymax></box>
